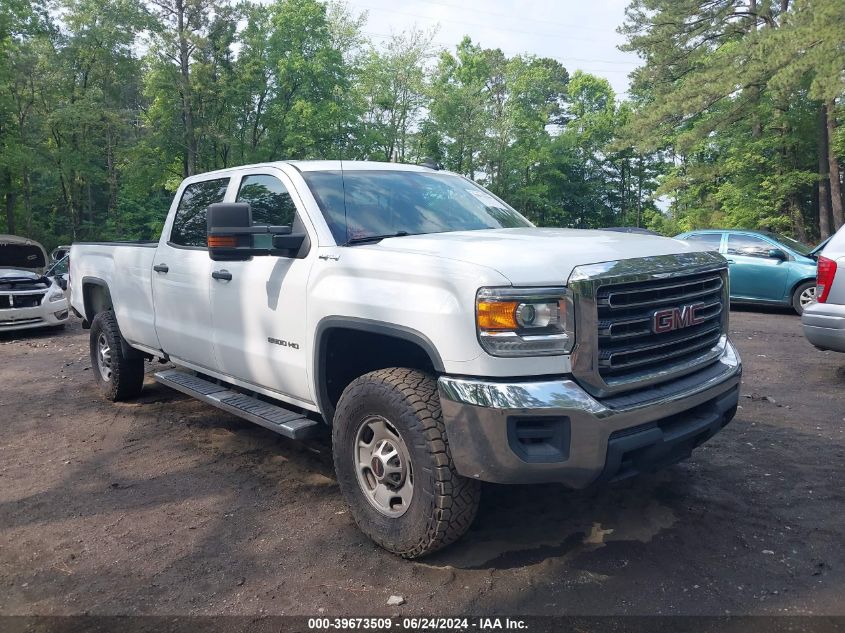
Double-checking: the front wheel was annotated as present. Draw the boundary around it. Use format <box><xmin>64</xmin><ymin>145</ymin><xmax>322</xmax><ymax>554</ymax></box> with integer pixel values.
<box><xmin>89</xmin><ymin>311</ymin><xmax>145</xmax><ymax>401</ymax></box>
<box><xmin>332</xmin><ymin>368</ymin><xmax>481</xmax><ymax>558</ymax></box>
<box><xmin>792</xmin><ymin>280</ymin><xmax>816</xmax><ymax>315</ymax></box>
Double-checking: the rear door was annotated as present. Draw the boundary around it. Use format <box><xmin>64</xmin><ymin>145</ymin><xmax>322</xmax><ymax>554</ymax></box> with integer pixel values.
<box><xmin>726</xmin><ymin>233</ymin><xmax>789</xmax><ymax>301</ymax></box>
<box><xmin>152</xmin><ymin>177</ymin><xmax>230</xmax><ymax>370</ymax></box>
<box><xmin>209</xmin><ymin>170</ymin><xmax>316</xmax><ymax>406</ymax></box>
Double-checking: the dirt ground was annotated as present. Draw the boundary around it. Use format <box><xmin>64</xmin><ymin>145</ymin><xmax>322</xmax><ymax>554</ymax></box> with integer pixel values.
<box><xmin>1</xmin><ymin>307</ymin><xmax>844</xmax><ymax>617</ymax></box>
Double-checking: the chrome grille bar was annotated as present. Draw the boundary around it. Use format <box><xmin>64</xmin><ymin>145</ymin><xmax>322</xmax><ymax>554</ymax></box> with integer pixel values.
<box><xmin>568</xmin><ymin>252</ymin><xmax>729</xmax><ymax>398</ymax></box>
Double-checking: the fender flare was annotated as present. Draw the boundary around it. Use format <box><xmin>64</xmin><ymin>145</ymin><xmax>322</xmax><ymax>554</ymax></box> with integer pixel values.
<box><xmin>81</xmin><ymin>276</ymin><xmax>112</xmax><ymax>326</ymax></box>
<box><xmin>312</xmin><ymin>316</ymin><xmax>445</xmax><ymax>422</ymax></box>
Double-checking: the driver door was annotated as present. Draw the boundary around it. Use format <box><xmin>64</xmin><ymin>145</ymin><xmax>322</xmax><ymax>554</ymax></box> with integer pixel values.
<box><xmin>209</xmin><ymin>171</ymin><xmax>316</xmax><ymax>407</ymax></box>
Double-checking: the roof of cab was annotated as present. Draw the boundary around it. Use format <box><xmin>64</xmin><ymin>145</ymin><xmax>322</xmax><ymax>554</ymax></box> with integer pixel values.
<box><xmin>189</xmin><ymin>160</ymin><xmax>436</xmax><ymax>179</ymax></box>
<box><xmin>288</xmin><ymin>160</ymin><xmax>433</xmax><ymax>172</ymax></box>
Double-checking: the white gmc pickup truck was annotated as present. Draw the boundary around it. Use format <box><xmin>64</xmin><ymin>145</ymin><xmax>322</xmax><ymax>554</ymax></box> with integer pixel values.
<box><xmin>70</xmin><ymin>161</ymin><xmax>741</xmax><ymax>557</ymax></box>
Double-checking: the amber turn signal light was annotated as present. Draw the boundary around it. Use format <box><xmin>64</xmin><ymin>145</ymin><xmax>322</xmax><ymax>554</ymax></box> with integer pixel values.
<box><xmin>208</xmin><ymin>235</ymin><xmax>238</xmax><ymax>248</ymax></box>
<box><xmin>477</xmin><ymin>301</ymin><xmax>519</xmax><ymax>330</ymax></box>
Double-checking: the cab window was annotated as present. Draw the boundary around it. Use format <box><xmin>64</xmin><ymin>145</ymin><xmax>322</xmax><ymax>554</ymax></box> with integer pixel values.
<box><xmin>170</xmin><ymin>178</ymin><xmax>230</xmax><ymax>248</ymax></box>
<box><xmin>236</xmin><ymin>174</ymin><xmax>299</xmax><ymax>249</ymax></box>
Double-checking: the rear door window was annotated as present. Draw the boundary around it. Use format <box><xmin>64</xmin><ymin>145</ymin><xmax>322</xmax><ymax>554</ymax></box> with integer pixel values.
<box><xmin>170</xmin><ymin>178</ymin><xmax>230</xmax><ymax>248</ymax></box>
<box><xmin>684</xmin><ymin>233</ymin><xmax>722</xmax><ymax>250</ymax></box>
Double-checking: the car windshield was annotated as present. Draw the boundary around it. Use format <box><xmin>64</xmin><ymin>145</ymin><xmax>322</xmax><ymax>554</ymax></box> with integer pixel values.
<box><xmin>301</xmin><ymin>170</ymin><xmax>532</xmax><ymax>244</ymax></box>
<box><xmin>766</xmin><ymin>232</ymin><xmax>812</xmax><ymax>256</ymax></box>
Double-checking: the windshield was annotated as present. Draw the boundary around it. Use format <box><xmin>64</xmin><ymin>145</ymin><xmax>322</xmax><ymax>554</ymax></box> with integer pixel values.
<box><xmin>301</xmin><ymin>170</ymin><xmax>532</xmax><ymax>244</ymax></box>
<box><xmin>766</xmin><ymin>232</ymin><xmax>812</xmax><ymax>256</ymax></box>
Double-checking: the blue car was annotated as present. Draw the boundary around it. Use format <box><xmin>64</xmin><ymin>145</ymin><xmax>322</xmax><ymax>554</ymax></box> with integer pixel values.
<box><xmin>674</xmin><ymin>229</ymin><xmax>818</xmax><ymax>314</ymax></box>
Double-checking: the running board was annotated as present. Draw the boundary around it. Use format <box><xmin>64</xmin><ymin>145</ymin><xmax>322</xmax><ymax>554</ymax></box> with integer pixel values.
<box><xmin>154</xmin><ymin>369</ymin><xmax>321</xmax><ymax>440</ymax></box>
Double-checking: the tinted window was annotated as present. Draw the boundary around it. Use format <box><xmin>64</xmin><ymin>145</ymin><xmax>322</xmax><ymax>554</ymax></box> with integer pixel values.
<box><xmin>302</xmin><ymin>170</ymin><xmax>532</xmax><ymax>244</ymax></box>
<box><xmin>684</xmin><ymin>233</ymin><xmax>722</xmax><ymax>250</ymax></box>
<box><xmin>236</xmin><ymin>174</ymin><xmax>298</xmax><ymax>226</ymax></box>
<box><xmin>726</xmin><ymin>234</ymin><xmax>771</xmax><ymax>258</ymax></box>
<box><xmin>170</xmin><ymin>178</ymin><xmax>229</xmax><ymax>247</ymax></box>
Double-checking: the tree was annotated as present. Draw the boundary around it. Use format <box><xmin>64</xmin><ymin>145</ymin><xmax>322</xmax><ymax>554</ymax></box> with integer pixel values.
<box><xmin>357</xmin><ymin>27</ymin><xmax>434</xmax><ymax>162</ymax></box>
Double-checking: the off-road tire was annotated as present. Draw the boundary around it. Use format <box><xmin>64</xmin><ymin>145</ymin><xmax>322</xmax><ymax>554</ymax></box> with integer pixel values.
<box><xmin>333</xmin><ymin>368</ymin><xmax>481</xmax><ymax>558</ymax></box>
<box><xmin>89</xmin><ymin>311</ymin><xmax>145</xmax><ymax>401</ymax></box>
<box><xmin>791</xmin><ymin>280</ymin><xmax>816</xmax><ymax>315</ymax></box>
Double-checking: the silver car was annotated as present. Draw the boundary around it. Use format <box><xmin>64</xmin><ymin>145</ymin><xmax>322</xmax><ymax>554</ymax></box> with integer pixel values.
<box><xmin>802</xmin><ymin>226</ymin><xmax>845</xmax><ymax>352</ymax></box>
<box><xmin>0</xmin><ymin>234</ymin><xmax>70</xmax><ymax>332</ymax></box>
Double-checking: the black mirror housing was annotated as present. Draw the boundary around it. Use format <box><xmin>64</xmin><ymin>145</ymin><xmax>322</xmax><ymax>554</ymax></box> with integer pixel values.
<box><xmin>207</xmin><ymin>203</ymin><xmax>254</xmax><ymax>261</ymax></box>
<box><xmin>768</xmin><ymin>248</ymin><xmax>787</xmax><ymax>260</ymax></box>
<box><xmin>207</xmin><ymin>202</ymin><xmax>306</xmax><ymax>260</ymax></box>
<box><xmin>272</xmin><ymin>232</ymin><xmax>306</xmax><ymax>254</ymax></box>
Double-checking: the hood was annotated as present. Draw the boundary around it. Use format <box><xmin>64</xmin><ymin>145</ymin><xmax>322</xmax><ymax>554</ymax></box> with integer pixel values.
<box><xmin>0</xmin><ymin>268</ymin><xmax>51</xmax><ymax>290</ymax></box>
<box><xmin>363</xmin><ymin>228</ymin><xmax>711</xmax><ymax>285</ymax></box>
<box><xmin>810</xmin><ymin>236</ymin><xmax>831</xmax><ymax>258</ymax></box>
<box><xmin>0</xmin><ymin>234</ymin><xmax>48</xmax><ymax>272</ymax></box>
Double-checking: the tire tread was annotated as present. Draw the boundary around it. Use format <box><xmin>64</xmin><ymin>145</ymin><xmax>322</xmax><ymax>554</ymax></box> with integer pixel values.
<box><xmin>333</xmin><ymin>367</ymin><xmax>480</xmax><ymax>558</ymax></box>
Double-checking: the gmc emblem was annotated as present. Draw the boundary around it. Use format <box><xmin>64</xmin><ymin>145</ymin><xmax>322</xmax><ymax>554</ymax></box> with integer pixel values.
<box><xmin>652</xmin><ymin>303</ymin><xmax>706</xmax><ymax>334</ymax></box>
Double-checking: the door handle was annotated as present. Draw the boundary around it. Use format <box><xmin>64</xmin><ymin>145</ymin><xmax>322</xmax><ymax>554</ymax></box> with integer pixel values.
<box><xmin>153</xmin><ymin>263</ymin><xmax>169</xmax><ymax>273</ymax></box>
<box><xmin>212</xmin><ymin>269</ymin><xmax>232</xmax><ymax>281</ymax></box>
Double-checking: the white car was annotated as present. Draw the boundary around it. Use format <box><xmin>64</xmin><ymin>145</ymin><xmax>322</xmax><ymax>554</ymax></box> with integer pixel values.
<box><xmin>0</xmin><ymin>234</ymin><xmax>70</xmax><ymax>332</ymax></box>
<box><xmin>70</xmin><ymin>161</ymin><xmax>742</xmax><ymax>557</ymax></box>
<box><xmin>802</xmin><ymin>226</ymin><xmax>845</xmax><ymax>352</ymax></box>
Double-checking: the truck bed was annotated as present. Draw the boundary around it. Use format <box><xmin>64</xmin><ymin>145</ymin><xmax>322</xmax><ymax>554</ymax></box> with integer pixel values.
<box><xmin>69</xmin><ymin>241</ymin><xmax>160</xmax><ymax>351</ymax></box>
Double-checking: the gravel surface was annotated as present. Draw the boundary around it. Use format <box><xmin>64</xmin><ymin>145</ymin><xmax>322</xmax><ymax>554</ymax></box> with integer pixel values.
<box><xmin>1</xmin><ymin>307</ymin><xmax>843</xmax><ymax>616</ymax></box>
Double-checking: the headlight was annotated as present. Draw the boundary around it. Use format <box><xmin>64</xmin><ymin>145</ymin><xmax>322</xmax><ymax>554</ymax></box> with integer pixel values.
<box><xmin>476</xmin><ymin>287</ymin><xmax>575</xmax><ymax>357</ymax></box>
<box><xmin>47</xmin><ymin>286</ymin><xmax>65</xmax><ymax>302</ymax></box>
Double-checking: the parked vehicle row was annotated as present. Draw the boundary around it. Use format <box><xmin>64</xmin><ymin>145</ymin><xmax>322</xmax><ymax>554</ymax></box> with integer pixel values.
<box><xmin>674</xmin><ymin>229</ymin><xmax>819</xmax><ymax>314</ymax></box>
<box><xmin>70</xmin><ymin>160</ymin><xmax>742</xmax><ymax>558</ymax></box>
<box><xmin>0</xmin><ymin>235</ymin><xmax>69</xmax><ymax>332</ymax></box>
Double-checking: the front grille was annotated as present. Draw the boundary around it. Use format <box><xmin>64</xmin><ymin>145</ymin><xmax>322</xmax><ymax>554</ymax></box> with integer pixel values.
<box><xmin>0</xmin><ymin>317</ymin><xmax>44</xmax><ymax>326</ymax></box>
<box><xmin>595</xmin><ymin>270</ymin><xmax>725</xmax><ymax>383</ymax></box>
<box><xmin>0</xmin><ymin>293</ymin><xmax>46</xmax><ymax>309</ymax></box>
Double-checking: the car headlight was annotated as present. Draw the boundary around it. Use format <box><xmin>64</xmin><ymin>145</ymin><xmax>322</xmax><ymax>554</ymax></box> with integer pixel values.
<box><xmin>476</xmin><ymin>287</ymin><xmax>575</xmax><ymax>357</ymax></box>
<box><xmin>47</xmin><ymin>286</ymin><xmax>65</xmax><ymax>302</ymax></box>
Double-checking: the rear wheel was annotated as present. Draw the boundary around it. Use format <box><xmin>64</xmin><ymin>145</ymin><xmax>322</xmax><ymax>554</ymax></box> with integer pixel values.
<box><xmin>332</xmin><ymin>368</ymin><xmax>481</xmax><ymax>558</ymax></box>
<box><xmin>89</xmin><ymin>311</ymin><xmax>145</xmax><ymax>401</ymax></box>
<box><xmin>792</xmin><ymin>280</ymin><xmax>816</xmax><ymax>315</ymax></box>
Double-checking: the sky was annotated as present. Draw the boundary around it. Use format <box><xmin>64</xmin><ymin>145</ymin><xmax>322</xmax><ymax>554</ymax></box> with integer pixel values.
<box><xmin>344</xmin><ymin>0</ymin><xmax>641</xmax><ymax>99</ymax></box>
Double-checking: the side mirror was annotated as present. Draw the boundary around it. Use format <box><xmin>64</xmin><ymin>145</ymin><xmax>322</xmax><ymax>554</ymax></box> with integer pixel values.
<box><xmin>207</xmin><ymin>203</ymin><xmax>254</xmax><ymax>262</ymax></box>
<box><xmin>272</xmin><ymin>231</ymin><xmax>306</xmax><ymax>254</ymax></box>
<box><xmin>768</xmin><ymin>248</ymin><xmax>787</xmax><ymax>261</ymax></box>
<box><xmin>57</xmin><ymin>275</ymin><xmax>68</xmax><ymax>291</ymax></box>
<box><xmin>207</xmin><ymin>202</ymin><xmax>308</xmax><ymax>261</ymax></box>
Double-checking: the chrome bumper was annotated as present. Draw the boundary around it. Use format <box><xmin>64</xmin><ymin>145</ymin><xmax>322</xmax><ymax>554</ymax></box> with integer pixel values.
<box><xmin>802</xmin><ymin>301</ymin><xmax>845</xmax><ymax>353</ymax></box>
<box><xmin>438</xmin><ymin>340</ymin><xmax>742</xmax><ymax>487</ymax></box>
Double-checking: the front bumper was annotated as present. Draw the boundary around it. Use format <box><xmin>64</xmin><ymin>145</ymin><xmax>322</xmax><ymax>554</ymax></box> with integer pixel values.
<box><xmin>438</xmin><ymin>340</ymin><xmax>741</xmax><ymax>487</ymax></box>
<box><xmin>0</xmin><ymin>297</ymin><xmax>69</xmax><ymax>332</ymax></box>
<box><xmin>802</xmin><ymin>301</ymin><xmax>845</xmax><ymax>353</ymax></box>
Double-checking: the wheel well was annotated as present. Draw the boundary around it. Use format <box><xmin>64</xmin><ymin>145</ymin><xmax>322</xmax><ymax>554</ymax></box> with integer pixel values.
<box><xmin>82</xmin><ymin>280</ymin><xmax>113</xmax><ymax>324</ymax></box>
<box><xmin>790</xmin><ymin>277</ymin><xmax>816</xmax><ymax>299</ymax></box>
<box><xmin>317</xmin><ymin>325</ymin><xmax>440</xmax><ymax>423</ymax></box>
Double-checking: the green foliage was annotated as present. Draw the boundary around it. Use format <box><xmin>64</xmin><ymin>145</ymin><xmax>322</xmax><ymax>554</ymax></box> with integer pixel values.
<box><xmin>620</xmin><ymin>0</ymin><xmax>845</xmax><ymax>241</ymax></box>
<box><xmin>1</xmin><ymin>0</ymin><xmax>753</xmax><ymax>251</ymax></box>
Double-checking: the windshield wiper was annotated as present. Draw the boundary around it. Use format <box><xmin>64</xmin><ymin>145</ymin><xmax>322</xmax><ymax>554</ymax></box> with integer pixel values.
<box><xmin>345</xmin><ymin>231</ymin><xmax>410</xmax><ymax>246</ymax></box>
